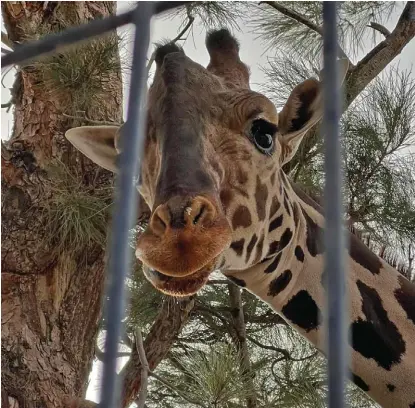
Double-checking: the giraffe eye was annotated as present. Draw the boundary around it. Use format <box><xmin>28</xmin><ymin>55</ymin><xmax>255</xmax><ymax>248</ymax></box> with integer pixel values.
<box><xmin>250</xmin><ymin>119</ymin><xmax>277</xmax><ymax>155</ymax></box>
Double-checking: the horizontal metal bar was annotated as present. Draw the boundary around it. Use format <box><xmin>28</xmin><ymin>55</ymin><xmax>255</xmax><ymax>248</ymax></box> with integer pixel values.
<box><xmin>322</xmin><ymin>2</ymin><xmax>349</xmax><ymax>408</ymax></box>
<box><xmin>1</xmin><ymin>1</ymin><xmax>190</xmax><ymax>68</ymax></box>
<box><xmin>98</xmin><ymin>2</ymin><xmax>154</xmax><ymax>407</ymax></box>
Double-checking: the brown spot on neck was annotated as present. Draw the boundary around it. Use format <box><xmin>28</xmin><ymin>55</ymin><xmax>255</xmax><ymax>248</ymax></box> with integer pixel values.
<box><xmin>230</xmin><ymin>239</ymin><xmax>245</xmax><ymax>256</ymax></box>
<box><xmin>269</xmin><ymin>196</ymin><xmax>281</xmax><ymax>218</ymax></box>
<box><xmin>232</xmin><ymin>206</ymin><xmax>252</xmax><ymax>229</ymax></box>
<box><xmin>253</xmin><ymin>234</ymin><xmax>265</xmax><ymax>264</ymax></box>
<box><xmin>267</xmin><ymin>270</ymin><xmax>292</xmax><ymax>297</ymax></box>
<box><xmin>292</xmin><ymin>180</ymin><xmax>384</xmax><ymax>276</ymax></box>
<box><xmin>394</xmin><ymin>274</ymin><xmax>415</xmax><ymax>325</ymax></box>
<box><xmin>246</xmin><ymin>234</ymin><xmax>258</xmax><ymax>263</ymax></box>
<box><xmin>351</xmin><ymin>280</ymin><xmax>405</xmax><ymax>370</ymax></box>
<box><xmin>349</xmin><ymin>233</ymin><xmax>382</xmax><ymax>275</ymax></box>
<box><xmin>301</xmin><ymin>208</ymin><xmax>324</xmax><ymax>257</ymax></box>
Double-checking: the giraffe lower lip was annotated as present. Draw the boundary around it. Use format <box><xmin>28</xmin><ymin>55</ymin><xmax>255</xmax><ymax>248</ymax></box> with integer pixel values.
<box><xmin>143</xmin><ymin>265</ymin><xmax>212</xmax><ymax>296</ymax></box>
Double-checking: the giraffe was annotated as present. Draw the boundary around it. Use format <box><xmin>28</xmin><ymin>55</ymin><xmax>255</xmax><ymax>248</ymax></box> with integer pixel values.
<box><xmin>65</xmin><ymin>29</ymin><xmax>415</xmax><ymax>407</ymax></box>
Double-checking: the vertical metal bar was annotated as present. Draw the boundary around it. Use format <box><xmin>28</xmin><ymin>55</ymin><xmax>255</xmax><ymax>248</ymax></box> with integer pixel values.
<box><xmin>99</xmin><ymin>2</ymin><xmax>154</xmax><ymax>407</ymax></box>
<box><xmin>322</xmin><ymin>3</ymin><xmax>349</xmax><ymax>408</ymax></box>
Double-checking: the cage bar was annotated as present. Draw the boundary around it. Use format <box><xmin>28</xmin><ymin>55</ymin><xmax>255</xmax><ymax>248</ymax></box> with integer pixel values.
<box><xmin>98</xmin><ymin>3</ymin><xmax>154</xmax><ymax>407</ymax></box>
<box><xmin>1</xmin><ymin>1</ymin><xmax>189</xmax><ymax>68</ymax></box>
<box><xmin>322</xmin><ymin>3</ymin><xmax>349</xmax><ymax>407</ymax></box>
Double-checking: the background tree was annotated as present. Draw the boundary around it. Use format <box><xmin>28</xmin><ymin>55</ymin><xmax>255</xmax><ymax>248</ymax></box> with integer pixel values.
<box><xmin>1</xmin><ymin>2</ymin><xmax>122</xmax><ymax>407</ymax></box>
<box><xmin>2</xmin><ymin>2</ymin><xmax>414</xmax><ymax>408</ymax></box>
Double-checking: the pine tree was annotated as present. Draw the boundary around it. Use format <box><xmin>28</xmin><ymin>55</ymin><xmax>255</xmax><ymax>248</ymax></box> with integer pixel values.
<box><xmin>1</xmin><ymin>2</ymin><xmax>121</xmax><ymax>407</ymax></box>
<box><xmin>2</xmin><ymin>2</ymin><xmax>414</xmax><ymax>408</ymax></box>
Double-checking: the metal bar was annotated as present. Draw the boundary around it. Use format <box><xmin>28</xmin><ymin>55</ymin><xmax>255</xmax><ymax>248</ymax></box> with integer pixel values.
<box><xmin>98</xmin><ymin>2</ymin><xmax>154</xmax><ymax>407</ymax></box>
<box><xmin>1</xmin><ymin>1</ymin><xmax>190</xmax><ymax>68</ymax></box>
<box><xmin>322</xmin><ymin>3</ymin><xmax>349</xmax><ymax>408</ymax></box>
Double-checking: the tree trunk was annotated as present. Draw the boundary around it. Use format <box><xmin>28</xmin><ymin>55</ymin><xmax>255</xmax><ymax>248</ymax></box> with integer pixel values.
<box><xmin>1</xmin><ymin>2</ymin><xmax>122</xmax><ymax>407</ymax></box>
<box><xmin>346</xmin><ymin>1</ymin><xmax>415</xmax><ymax>106</ymax></box>
<box><xmin>228</xmin><ymin>284</ymin><xmax>258</xmax><ymax>408</ymax></box>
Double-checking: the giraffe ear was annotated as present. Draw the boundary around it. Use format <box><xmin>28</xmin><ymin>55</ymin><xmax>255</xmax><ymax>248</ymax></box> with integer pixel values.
<box><xmin>278</xmin><ymin>59</ymin><xmax>349</xmax><ymax>165</ymax></box>
<box><xmin>65</xmin><ymin>125</ymin><xmax>121</xmax><ymax>172</ymax></box>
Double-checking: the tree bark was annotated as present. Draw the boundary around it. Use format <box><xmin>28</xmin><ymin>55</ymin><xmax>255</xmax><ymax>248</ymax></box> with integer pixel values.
<box><xmin>1</xmin><ymin>2</ymin><xmax>122</xmax><ymax>407</ymax></box>
<box><xmin>120</xmin><ymin>296</ymin><xmax>195</xmax><ymax>408</ymax></box>
<box><xmin>346</xmin><ymin>1</ymin><xmax>415</xmax><ymax>106</ymax></box>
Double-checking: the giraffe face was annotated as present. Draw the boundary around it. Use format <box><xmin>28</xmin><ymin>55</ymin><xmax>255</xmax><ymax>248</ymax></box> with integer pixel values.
<box><xmin>65</xmin><ymin>29</ymin><xmax>331</xmax><ymax>297</ymax></box>
<box><xmin>138</xmin><ymin>61</ymin><xmax>281</xmax><ymax>295</ymax></box>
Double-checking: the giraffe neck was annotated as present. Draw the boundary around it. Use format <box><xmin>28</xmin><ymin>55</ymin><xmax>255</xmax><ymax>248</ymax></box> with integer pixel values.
<box><xmin>224</xmin><ymin>176</ymin><xmax>415</xmax><ymax>408</ymax></box>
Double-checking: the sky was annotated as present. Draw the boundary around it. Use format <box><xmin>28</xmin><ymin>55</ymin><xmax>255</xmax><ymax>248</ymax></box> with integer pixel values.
<box><xmin>1</xmin><ymin>1</ymin><xmax>414</xmax><ymax>405</ymax></box>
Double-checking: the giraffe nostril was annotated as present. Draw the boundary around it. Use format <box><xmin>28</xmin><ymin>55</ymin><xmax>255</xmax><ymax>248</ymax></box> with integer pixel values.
<box><xmin>150</xmin><ymin>204</ymin><xmax>170</xmax><ymax>236</ymax></box>
<box><xmin>193</xmin><ymin>205</ymin><xmax>206</xmax><ymax>225</ymax></box>
<box><xmin>155</xmin><ymin>214</ymin><xmax>167</xmax><ymax>230</ymax></box>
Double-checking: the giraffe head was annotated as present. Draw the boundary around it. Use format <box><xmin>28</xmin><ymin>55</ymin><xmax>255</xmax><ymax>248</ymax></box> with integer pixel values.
<box><xmin>66</xmin><ymin>29</ymin><xmax>348</xmax><ymax>297</ymax></box>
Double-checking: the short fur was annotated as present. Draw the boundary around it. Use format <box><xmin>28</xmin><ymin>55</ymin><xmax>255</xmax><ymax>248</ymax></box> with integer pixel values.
<box><xmin>65</xmin><ymin>29</ymin><xmax>415</xmax><ymax>407</ymax></box>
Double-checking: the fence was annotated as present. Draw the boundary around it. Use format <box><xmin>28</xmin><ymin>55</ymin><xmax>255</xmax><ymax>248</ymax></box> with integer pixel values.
<box><xmin>1</xmin><ymin>2</ymin><xmax>348</xmax><ymax>407</ymax></box>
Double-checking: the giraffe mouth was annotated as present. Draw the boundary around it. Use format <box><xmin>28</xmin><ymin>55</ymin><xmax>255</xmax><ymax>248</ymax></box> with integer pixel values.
<box><xmin>142</xmin><ymin>262</ymin><xmax>215</xmax><ymax>297</ymax></box>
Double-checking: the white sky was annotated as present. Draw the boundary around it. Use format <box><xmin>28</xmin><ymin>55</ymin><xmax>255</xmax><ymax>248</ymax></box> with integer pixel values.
<box><xmin>1</xmin><ymin>1</ymin><xmax>414</xmax><ymax>405</ymax></box>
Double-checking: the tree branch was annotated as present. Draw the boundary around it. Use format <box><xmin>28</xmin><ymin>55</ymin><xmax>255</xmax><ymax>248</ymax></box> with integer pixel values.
<box><xmin>244</xmin><ymin>309</ymin><xmax>287</xmax><ymax>326</ymax></box>
<box><xmin>346</xmin><ymin>2</ymin><xmax>415</xmax><ymax>106</ymax></box>
<box><xmin>195</xmin><ymin>303</ymin><xmax>232</xmax><ymax>327</ymax></box>
<box><xmin>94</xmin><ymin>345</ymin><xmax>131</xmax><ymax>361</ymax></box>
<box><xmin>247</xmin><ymin>335</ymin><xmax>319</xmax><ymax>362</ymax></box>
<box><xmin>246</xmin><ymin>335</ymin><xmax>291</xmax><ymax>359</ymax></box>
<box><xmin>228</xmin><ymin>284</ymin><xmax>258</xmax><ymax>408</ymax></box>
<box><xmin>262</xmin><ymin>1</ymin><xmax>352</xmax><ymax>64</ymax></box>
<box><xmin>149</xmin><ymin>371</ymin><xmax>205</xmax><ymax>407</ymax></box>
<box><xmin>1</xmin><ymin>31</ymin><xmax>14</xmax><ymax>50</ymax></box>
<box><xmin>262</xmin><ymin>1</ymin><xmax>321</xmax><ymax>35</ymax></box>
<box><xmin>135</xmin><ymin>328</ymin><xmax>149</xmax><ymax>408</ymax></box>
<box><xmin>207</xmin><ymin>279</ymin><xmax>229</xmax><ymax>285</ymax></box>
<box><xmin>146</xmin><ymin>12</ymin><xmax>195</xmax><ymax>74</ymax></box>
<box><xmin>367</xmin><ymin>21</ymin><xmax>391</xmax><ymax>38</ymax></box>
<box><xmin>120</xmin><ymin>296</ymin><xmax>195</xmax><ymax>407</ymax></box>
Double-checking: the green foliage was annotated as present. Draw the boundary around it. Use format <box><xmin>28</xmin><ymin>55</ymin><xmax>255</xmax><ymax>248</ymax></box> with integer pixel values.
<box><xmin>249</xmin><ymin>1</ymin><xmax>399</xmax><ymax>60</ymax></box>
<box><xmin>148</xmin><ymin>343</ymin><xmax>257</xmax><ymax>408</ymax></box>
<box><xmin>166</xmin><ymin>2</ymin><xmax>244</xmax><ymax>30</ymax></box>
<box><xmin>126</xmin><ymin>261</ymin><xmax>164</xmax><ymax>331</ymax></box>
<box><xmin>268</xmin><ymin>355</ymin><xmax>327</xmax><ymax>407</ymax></box>
<box><xmin>17</xmin><ymin>3</ymin><xmax>122</xmax><ymax>116</ymax></box>
<box><xmin>261</xmin><ymin>53</ymin><xmax>320</xmax><ymax>107</ymax></box>
<box><xmin>42</xmin><ymin>160</ymin><xmax>112</xmax><ymax>255</ymax></box>
<box><xmin>180</xmin><ymin>344</ymin><xmax>255</xmax><ymax>406</ymax></box>
<box><xmin>262</xmin><ymin>48</ymin><xmax>415</xmax><ymax>256</ymax></box>
<box><xmin>343</xmin><ymin>67</ymin><xmax>415</xmax><ymax>246</ymax></box>
<box><xmin>31</xmin><ymin>33</ymin><xmax>121</xmax><ymax>114</ymax></box>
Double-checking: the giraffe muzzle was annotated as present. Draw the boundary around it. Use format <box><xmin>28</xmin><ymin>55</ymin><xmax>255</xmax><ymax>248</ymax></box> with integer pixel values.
<box><xmin>135</xmin><ymin>195</ymin><xmax>232</xmax><ymax>279</ymax></box>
